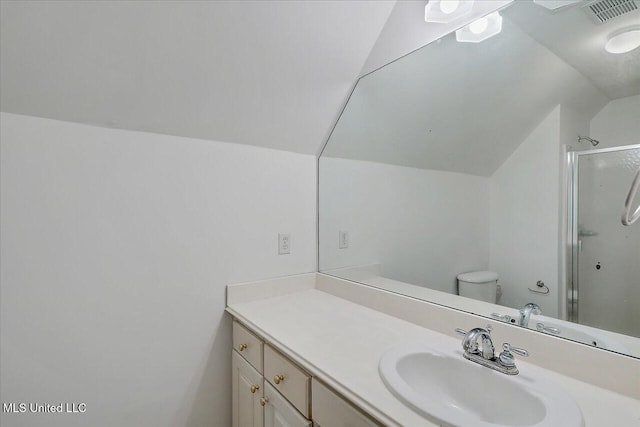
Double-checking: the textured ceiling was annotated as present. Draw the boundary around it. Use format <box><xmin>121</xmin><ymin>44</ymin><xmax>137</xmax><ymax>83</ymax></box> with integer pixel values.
<box><xmin>0</xmin><ymin>0</ymin><xmax>395</xmax><ymax>154</ymax></box>
<box><xmin>507</xmin><ymin>0</ymin><xmax>640</xmax><ymax>100</ymax></box>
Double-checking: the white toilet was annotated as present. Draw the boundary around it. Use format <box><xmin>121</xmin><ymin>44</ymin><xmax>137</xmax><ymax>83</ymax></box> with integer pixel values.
<box><xmin>457</xmin><ymin>271</ymin><xmax>499</xmax><ymax>303</ymax></box>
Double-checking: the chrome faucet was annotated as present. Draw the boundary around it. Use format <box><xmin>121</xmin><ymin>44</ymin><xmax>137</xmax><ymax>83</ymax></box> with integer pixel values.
<box><xmin>518</xmin><ymin>302</ymin><xmax>541</xmax><ymax>327</ymax></box>
<box><xmin>455</xmin><ymin>325</ymin><xmax>529</xmax><ymax>375</ymax></box>
<box><xmin>460</xmin><ymin>326</ymin><xmax>495</xmax><ymax>359</ymax></box>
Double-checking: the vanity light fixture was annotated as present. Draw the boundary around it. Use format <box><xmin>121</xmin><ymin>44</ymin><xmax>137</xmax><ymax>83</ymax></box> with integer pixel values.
<box><xmin>425</xmin><ymin>0</ymin><xmax>474</xmax><ymax>24</ymax></box>
<box><xmin>455</xmin><ymin>11</ymin><xmax>503</xmax><ymax>43</ymax></box>
<box><xmin>605</xmin><ymin>28</ymin><xmax>640</xmax><ymax>54</ymax></box>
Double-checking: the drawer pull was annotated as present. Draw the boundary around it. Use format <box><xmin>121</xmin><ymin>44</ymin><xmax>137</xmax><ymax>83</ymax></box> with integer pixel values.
<box><xmin>238</xmin><ymin>343</ymin><xmax>248</xmax><ymax>352</ymax></box>
<box><xmin>273</xmin><ymin>374</ymin><xmax>284</xmax><ymax>384</ymax></box>
<box><xmin>250</xmin><ymin>385</ymin><xmax>260</xmax><ymax>394</ymax></box>
<box><xmin>260</xmin><ymin>397</ymin><xmax>268</xmax><ymax>407</ymax></box>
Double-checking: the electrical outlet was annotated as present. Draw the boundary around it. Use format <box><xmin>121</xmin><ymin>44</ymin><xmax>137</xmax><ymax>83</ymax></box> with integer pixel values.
<box><xmin>278</xmin><ymin>233</ymin><xmax>291</xmax><ymax>255</ymax></box>
<box><xmin>339</xmin><ymin>230</ymin><xmax>349</xmax><ymax>249</ymax></box>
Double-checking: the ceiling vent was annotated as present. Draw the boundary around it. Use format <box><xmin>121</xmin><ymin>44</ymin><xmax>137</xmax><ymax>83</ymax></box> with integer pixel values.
<box><xmin>585</xmin><ymin>0</ymin><xmax>638</xmax><ymax>24</ymax></box>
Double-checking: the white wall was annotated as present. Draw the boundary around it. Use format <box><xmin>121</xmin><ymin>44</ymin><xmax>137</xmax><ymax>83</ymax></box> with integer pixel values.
<box><xmin>320</xmin><ymin>157</ymin><xmax>489</xmax><ymax>294</ymax></box>
<box><xmin>0</xmin><ymin>113</ymin><xmax>316</xmax><ymax>427</ymax></box>
<box><xmin>489</xmin><ymin>106</ymin><xmax>561</xmax><ymax>317</ymax></box>
<box><xmin>590</xmin><ymin>94</ymin><xmax>640</xmax><ymax>148</ymax></box>
<box><xmin>320</xmin><ymin>104</ymin><xmax>597</xmax><ymax>318</ymax></box>
<box><xmin>560</xmin><ymin>104</ymin><xmax>592</xmax><ymax>153</ymax></box>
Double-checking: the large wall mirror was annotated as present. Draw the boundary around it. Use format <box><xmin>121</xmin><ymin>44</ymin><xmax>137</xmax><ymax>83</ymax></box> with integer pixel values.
<box><xmin>319</xmin><ymin>0</ymin><xmax>640</xmax><ymax>358</ymax></box>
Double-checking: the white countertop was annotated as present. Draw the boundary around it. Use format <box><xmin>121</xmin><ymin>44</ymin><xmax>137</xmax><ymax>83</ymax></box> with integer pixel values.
<box><xmin>227</xmin><ymin>286</ymin><xmax>640</xmax><ymax>427</ymax></box>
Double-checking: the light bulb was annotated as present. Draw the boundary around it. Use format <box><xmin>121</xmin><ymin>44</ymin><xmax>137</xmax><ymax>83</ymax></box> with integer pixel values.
<box><xmin>425</xmin><ymin>0</ymin><xmax>474</xmax><ymax>24</ymax></box>
<box><xmin>455</xmin><ymin>11</ymin><xmax>502</xmax><ymax>43</ymax></box>
<box><xmin>469</xmin><ymin>17</ymin><xmax>488</xmax><ymax>34</ymax></box>
<box><xmin>439</xmin><ymin>0</ymin><xmax>460</xmax><ymax>14</ymax></box>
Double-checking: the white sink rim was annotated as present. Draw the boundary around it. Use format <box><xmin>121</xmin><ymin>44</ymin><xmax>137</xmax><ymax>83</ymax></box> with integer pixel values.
<box><xmin>379</xmin><ymin>343</ymin><xmax>584</xmax><ymax>427</ymax></box>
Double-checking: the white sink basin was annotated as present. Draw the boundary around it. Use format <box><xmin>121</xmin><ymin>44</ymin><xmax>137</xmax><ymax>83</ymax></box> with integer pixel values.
<box><xmin>379</xmin><ymin>343</ymin><xmax>584</xmax><ymax>427</ymax></box>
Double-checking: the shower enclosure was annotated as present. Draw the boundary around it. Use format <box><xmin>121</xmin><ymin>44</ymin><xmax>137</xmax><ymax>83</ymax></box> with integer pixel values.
<box><xmin>567</xmin><ymin>144</ymin><xmax>640</xmax><ymax>338</ymax></box>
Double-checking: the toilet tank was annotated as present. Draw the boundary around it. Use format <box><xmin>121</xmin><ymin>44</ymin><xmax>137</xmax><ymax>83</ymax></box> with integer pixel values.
<box><xmin>457</xmin><ymin>271</ymin><xmax>499</xmax><ymax>303</ymax></box>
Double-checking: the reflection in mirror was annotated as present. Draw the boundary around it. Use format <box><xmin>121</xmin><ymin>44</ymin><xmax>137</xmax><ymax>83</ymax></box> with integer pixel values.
<box><xmin>319</xmin><ymin>0</ymin><xmax>640</xmax><ymax>357</ymax></box>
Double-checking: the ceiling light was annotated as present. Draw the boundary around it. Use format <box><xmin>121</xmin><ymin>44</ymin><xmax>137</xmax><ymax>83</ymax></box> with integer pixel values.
<box><xmin>425</xmin><ymin>0</ymin><xmax>474</xmax><ymax>24</ymax></box>
<box><xmin>439</xmin><ymin>0</ymin><xmax>460</xmax><ymax>14</ymax></box>
<box><xmin>455</xmin><ymin>11</ymin><xmax>503</xmax><ymax>43</ymax></box>
<box><xmin>605</xmin><ymin>29</ymin><xmax>640</xmax><ymax>54</ymax></box>
<box><xmin>469</xmin><ymin>17</ymin><xmax>489</xmax><ymax>34</ymax></box>
<box><xmin>532</xmin><ymin>0</ymin><xmax>583</xmax><ymax>11</ymax></box>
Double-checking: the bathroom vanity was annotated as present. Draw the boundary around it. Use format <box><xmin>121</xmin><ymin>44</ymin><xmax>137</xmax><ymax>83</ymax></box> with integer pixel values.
<box><xmin>231</xmin><ymin>319</ymin><xmax>378</xmax><ymax>427</ymax></box>
<box><xmin>227</xmin><ymin>273</ymin><xmax>640</xmax><ymax>427</ymax></box>
<box><xmin>229</xmin><ymin>1</ymin><xmax>640</xmax><ymax>425</ymax></box>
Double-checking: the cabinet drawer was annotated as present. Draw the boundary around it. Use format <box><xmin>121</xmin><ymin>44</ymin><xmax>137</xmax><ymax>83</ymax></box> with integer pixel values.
<box><xmin>264</xmin><ymin>344</ymin><xmax>311</xmax><ymax>418</ymax></box>
<box><xmin>233</xmin><ymin>320</ymin><xmax>263</xmax><ymax>373</ymax></box>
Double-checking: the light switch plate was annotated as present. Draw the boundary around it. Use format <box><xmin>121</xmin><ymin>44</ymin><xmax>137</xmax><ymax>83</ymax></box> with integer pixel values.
<box><xmin>339</xmin><ymin>230</ymin><xmax>349</xmax><ymax>249</ymax></box>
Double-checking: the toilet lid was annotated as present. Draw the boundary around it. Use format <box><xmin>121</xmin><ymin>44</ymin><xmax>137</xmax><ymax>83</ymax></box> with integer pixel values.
<box><xmin>457</xmin><ymin>271</ymin><xmax>499</xmax><ymax>283</ymax></box>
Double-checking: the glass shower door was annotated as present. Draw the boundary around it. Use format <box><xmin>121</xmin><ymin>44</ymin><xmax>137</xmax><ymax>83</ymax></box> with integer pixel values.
<box><xmin>572</xmin><ymin>145</ymin><xmax>640</xmax><ymax>338</ymax></box>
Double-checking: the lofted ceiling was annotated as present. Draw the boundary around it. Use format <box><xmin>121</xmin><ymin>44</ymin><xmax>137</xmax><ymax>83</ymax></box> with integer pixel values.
<box><xmin>5</xmin><ymin>0</ymin><xmax>630</xmax><ymax>161</ymax></box>
<box><xmin>0</xmin><ymin>0</ymin><xmax>396</xmax><ymax>155</ymax></box>
<box><xmin>322</xmin><ymin>0</ymin><xmax>640</xmax><ymax>176</ymax></box>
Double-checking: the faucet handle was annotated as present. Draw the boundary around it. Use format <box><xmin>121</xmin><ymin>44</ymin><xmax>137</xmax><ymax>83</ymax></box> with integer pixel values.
<box><xmin>455</xmin><ymin>328</ymin><xmax>467</xmax><ymax>336</ymax></box>
<box><xmin>499</xmin><ymin>343</ymin><xmax>529</xmax><ymax>367</ymax></box>
<box><xmin>504</xmin><ymin>343</ymin><xmax>529</xmax><ymax>357</ymax></box>
<box><xmin>491</xmin><ymin>313</ymin><xmax>512</xmax><ymax>323</ymax></box>
<box><xmin>455</xmin><ymin>325</ymin><xmax>492</xmax><ymax>337</ymax></box>
<box><xmin>536</xmin><ymin>322</ymin><xmax>561</xmax><ymax>335</ymax></box>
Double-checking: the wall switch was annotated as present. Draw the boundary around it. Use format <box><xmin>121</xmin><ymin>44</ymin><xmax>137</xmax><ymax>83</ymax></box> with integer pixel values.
<box><xmin>339</xmin><ymin>230</ymin><xmax>349</xmax><ymax>249</ymax></box>
<box><xmin>278</xmin><ymin>233</ymin><xmax>291</xmax><ymax>255</ymax></box>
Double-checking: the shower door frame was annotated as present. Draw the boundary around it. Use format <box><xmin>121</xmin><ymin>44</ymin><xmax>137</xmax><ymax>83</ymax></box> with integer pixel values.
<box><xmin>566</xmin><ymin>143</ymin><xmax>640</xmax><ymax>323</ymax></box>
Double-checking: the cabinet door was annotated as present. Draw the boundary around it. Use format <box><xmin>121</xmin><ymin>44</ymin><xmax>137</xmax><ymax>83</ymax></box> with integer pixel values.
<box><xmin>232</xmin><ymin>350</ymin><xmax>264</xmax><ymax>427</ymax></box>
<box><xmin>263</xmin><ymin>383</ymin><xmax>311</xmax><ymax>427</ymax></box>
<box><xmin>311</xmin><ymin>379</ymin><xmax>381</xmax><ymax>427</ymax></box>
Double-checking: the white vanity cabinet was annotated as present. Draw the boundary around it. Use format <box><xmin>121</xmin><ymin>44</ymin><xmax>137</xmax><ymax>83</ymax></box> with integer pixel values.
<box><xmin>231</xmin><ymin>319</ymin><xmax>381</xmax><ymax>427</ymax></box>
<box><xmin>232</xmin><ymin>320</ymin><xmax>312</xmax><ymax>427</ymax></box>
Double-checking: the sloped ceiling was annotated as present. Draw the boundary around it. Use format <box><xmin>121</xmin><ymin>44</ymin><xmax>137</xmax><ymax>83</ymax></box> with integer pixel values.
<box><xmin>323</xmin><ymin>2</ymin><xmax>617</xmax><ymax>177</ymax></box>
<box><xmin>0</xmin><ymin>0</ymin><xmax>396</xmax><ymax>154</ymax></box>
<box><xmin>361</xmin><ymin>0</ymin><xmax>513</xmax><ymax>75</ymax></box>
